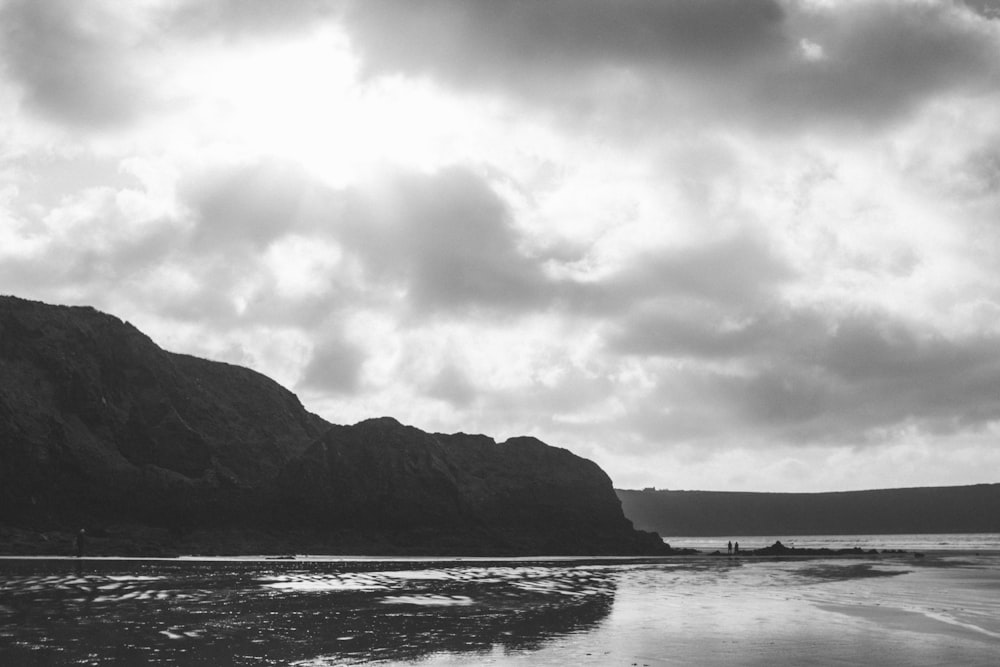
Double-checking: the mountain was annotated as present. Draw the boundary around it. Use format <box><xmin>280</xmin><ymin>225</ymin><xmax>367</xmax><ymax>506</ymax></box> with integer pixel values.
<box><xmin>0</xmin><ymin>295</ymin><xmax>664</xmax><ymax>556</ymax></box>
<box><xmin>616</xmin><ymin>485</ymin><xmax>1000</xmax><ymax>537</ymax></box>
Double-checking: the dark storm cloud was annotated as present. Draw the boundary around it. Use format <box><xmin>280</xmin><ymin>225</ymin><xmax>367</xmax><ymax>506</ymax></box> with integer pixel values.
<box><xmin>759</xmin><ymin>1</ymin><xmax>1000</xmax><ymax>128</ymax></box>
<box><xmin>345</xmin><ymin>0</ymin><xmax>786</xmax><ymax>81</ymax></box>
<box><xmin>731</xmin><ymin>317</ymin><xmax>1000</xmax><ymax>441</ymax></box>
<box><xmin>623</xmin><ymin>306</ymin><xmax>1000</xmax><ymax>444</ymax></box>
<box><xmin>343</xmin><ymin>0</ymin><xmax>1000</xmax><ymax>131</ymax></box>
<box><xmin>0</xmin><ymin>0</ymin><xmax>151</xmax><ymax>128</ymax></box>
<box><xmin>822</xmin><ymin>316</ymin><xmax>1000</xmax><ymax>397</ymax></box>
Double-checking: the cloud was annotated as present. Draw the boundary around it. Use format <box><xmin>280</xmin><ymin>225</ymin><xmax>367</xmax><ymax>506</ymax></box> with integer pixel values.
<box><xmin>180</xmin><ymin>162</ymin><xmax>562</xmax><ymax>320</ymax></box>
<box><xmin>820</xmin><ymin>314</ymin><xmax>1000</xmax><ymax>429</ymax></box>
<box><xmin>610</xmin><ymin>306</ymin><xmax>821</xmax><ymax>361</ymax></box>
<box><xmin>167</xmin><ymin>0</ymin><xmax>340</xmax><ymax>40</ymax></box>
<box><xmin>184</xmin><ymin>161</ymin><xmax>336</xmax><ymax>251</ymax></box>
<box><xmin>341</xmin><ymin>167</ymin><xmax>554</xmax><ymax>313</ymax></box>
<box><xmin>0</xmin><ymin>0</ymin><xmax>157</xmax><ymax>129</ymax></box>
<box><xmin>958</xmin><ymin>0</ymin><xmax>1000</xmax><ymax>20</ymax></box>
<box><xmin>0</xmin><ymin>0</ymin><xmax>341</xmax><ymax>133</ymax></box>
<box><xmin>758</xmin><ymin>1</ymin><xmax>1000</xmax><ymax>129</ymax></box>
<box><xmin>343</xmin><ymin>0</ymin><xmax>1000</xmax><ymax>132</ymax></box>
<box><xmin>0</xmin><ymin>182</ymin><xmax>183</xmax><ymax>299</ymax></box>
<box><xmin>345</xmin><ymin>0</ymin><xmax>787</xmax><ymax>83</ymax></box>
<box><xmin>595</xmin><ymin>231</ymin><xmax>794</xmax><ymax>313</ymax></box>
<box><xmin>298</xmin><ymin>333</ymin><xmax>366</xmax><ymax>394</ymax></box>
<box><xmin>1</xmin><ymin>154</ymin><xmax>571</xmax><ymax>336</ymax></box>
<box><xmin>616</xmin><ymin>306</ymin><xmax>1000</xmax><ymax>447</ymax></box>
<box><xmin>426</xmin><ymin>363</ymin><xmax>478</xmax><ymax>408</ymax></box>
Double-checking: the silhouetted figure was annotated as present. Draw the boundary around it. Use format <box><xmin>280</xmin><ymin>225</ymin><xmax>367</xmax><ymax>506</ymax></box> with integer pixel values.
<box><xmin>75</xmin><ymin>529</ymin><xmax>86</xmax><ymax>558</ymax></box>
<box><xmin>734</xmin><ymin>541</ymin><xmax>739</xmax><ymax>555</ymax></box>
<box><xmin>727</xmin><ymin>541</ymin><xmax>732</xmax><ymax>555</ymax></box>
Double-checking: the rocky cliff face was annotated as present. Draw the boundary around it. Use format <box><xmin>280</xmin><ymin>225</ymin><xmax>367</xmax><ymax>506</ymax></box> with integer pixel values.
<box><xmin>0</xmin><ymin>296</ymin><xmax>328</xmax><ymax>529</ymax></box>
<box><xmin>277</xmin><ymin>421</ymin><xmax>660</xmax><ymax>554</ymax></box>
<box><xmin>1</xmin><ymin>296</ymin><xmax>663</xmax><ymax>555</ymax></box>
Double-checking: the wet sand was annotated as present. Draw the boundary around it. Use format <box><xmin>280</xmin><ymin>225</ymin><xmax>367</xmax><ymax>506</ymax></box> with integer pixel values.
<box><xmin>474</xmin><ymin>553</ymin><xmax>1000</xmax><ymax>667</ymax></box>
<box><xmin>2</xmin><ymin>552</ymin><xmax>998</xmax><ymax>665</ymax></box>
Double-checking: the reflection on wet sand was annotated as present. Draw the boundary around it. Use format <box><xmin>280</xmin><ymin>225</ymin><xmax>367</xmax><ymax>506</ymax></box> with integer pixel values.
<box><xmin>0</xmin><ymin>560</ymin><xmax>616</xmax><ymax>665</ymax></box>
<box><xmin>4</xmin><ymin>554</ymin><xmax>999</xmax><ymax>666</ymax></box>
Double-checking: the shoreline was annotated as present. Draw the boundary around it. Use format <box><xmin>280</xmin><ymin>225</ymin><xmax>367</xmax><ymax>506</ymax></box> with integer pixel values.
<box><xmin>2</xmin><ymin>549</ymin><xmax>971</xmax><ymax>565</ymax></box>
<box><xmin>4</xmin><ymin>526</ymin><xmax>996</xmax><ymax>561</ymax></box>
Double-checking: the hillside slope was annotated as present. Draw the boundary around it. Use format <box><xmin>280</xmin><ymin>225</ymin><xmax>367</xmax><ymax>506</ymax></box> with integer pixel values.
<box><xmin>0</xmin><ymin>296</ymin><xmax>662</xmax><ymax>555</ymax></box>
<box><xmin>617</xmin><ymin>485</ymin><xmax>1000</xmax><ymax>536</ymax></box>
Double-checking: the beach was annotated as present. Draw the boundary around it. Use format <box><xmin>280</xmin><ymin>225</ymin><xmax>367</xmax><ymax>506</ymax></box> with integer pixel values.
<box><xmin>2</xmin><ymin>535</ymin><xmax>998</xmax><ymax>665</ymax></box>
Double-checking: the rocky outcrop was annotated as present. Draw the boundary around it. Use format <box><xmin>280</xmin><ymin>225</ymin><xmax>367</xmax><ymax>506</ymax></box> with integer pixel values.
<box><xmin>276</xmin><ymin>421</ymin><xmax>663</xmax><ymax>554</ymax></box>
<box><xmin>748</xmin><ymin>541</ymin><xmax>881</xmax><ymax>557</ymax></box>
<box><xmin>0</xmin><ymin>296</ymin><xmax>664</xmax><ymax>555</ymax></box>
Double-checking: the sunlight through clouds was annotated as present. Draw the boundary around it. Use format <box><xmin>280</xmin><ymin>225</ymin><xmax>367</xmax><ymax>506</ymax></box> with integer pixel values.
<box><xmin>3</xmin><ymin>0</ymin><xmax>1000</xmax><ymax>492</ymax></box>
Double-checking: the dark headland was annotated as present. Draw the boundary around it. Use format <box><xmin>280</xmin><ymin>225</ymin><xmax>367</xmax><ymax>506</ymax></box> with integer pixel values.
<box><xmin>0</xmin><ymin>296</ymin><xmax>667</xmax><ymax>557</ymax></box>
<box><xmin>617</xmin><ymin>485</ymin><xmax>1000</xmax><ymax>537</ymax></box>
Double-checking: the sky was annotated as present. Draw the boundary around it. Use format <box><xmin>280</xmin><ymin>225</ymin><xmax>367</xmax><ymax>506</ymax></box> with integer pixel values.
<box><xmin>3</xmin><ymin>0</ymin><xmax>1000</xmax><ymax>492</ymax></box>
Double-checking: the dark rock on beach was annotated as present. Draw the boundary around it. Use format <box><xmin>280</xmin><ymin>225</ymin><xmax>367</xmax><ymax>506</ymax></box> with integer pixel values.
<box><xmin>747</xmin><ymin>541</ymin><xmax>895</xmax><ymax>557</ymax></box>
<box><xmin>0</xmin><ymin>296</ymin><xmax>666</xmax><ymax>556</ymax></box>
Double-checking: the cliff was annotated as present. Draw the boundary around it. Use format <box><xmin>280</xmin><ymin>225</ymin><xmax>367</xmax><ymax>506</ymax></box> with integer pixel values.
<box><xmin>0</xmin><ymin>296</ymin><xmax>663</xmax><ymax>555</ymax></box>
<box><xmin>277</xmin><ymin>423</ymin><xmax>654</xmax><ymax>554</ymax></box>
<box><xmin>617</xmin><ymin>485</ymin><xmax>1000</xmax><ymax>537</ymax></box>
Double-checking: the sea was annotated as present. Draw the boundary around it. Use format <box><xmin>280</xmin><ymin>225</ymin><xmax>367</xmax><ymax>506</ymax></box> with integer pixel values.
<box><xmin>2</xmin><ymin>533</ymin><xmax>998</xmax><ymax>666</ymax></box>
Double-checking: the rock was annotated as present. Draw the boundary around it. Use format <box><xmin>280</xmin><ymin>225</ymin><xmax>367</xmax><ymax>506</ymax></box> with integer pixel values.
<box><xmin>749</xmin><ymin>541</ymin><xmax>887</xmax><ymax>557</ymax></box>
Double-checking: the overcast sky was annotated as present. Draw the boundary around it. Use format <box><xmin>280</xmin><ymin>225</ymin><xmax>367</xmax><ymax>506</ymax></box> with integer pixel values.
<box><xmin>3</xmin><ymin>0</ymin><xmax>1000</xmax><ymax>492</ymax></box>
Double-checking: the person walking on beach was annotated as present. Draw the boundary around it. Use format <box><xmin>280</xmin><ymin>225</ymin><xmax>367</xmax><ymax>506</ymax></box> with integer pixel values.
<box><xmin>734</xmin><ymin>541</ymin><xmax>739</xmax><ymax>555</ymax></box>
<box><xmin>75</xmin><ymin>529</ymin><xmax>86</xmax><ymax>558</ymax></box>
<box><xmin>727</xmin><ymin>541</ymin><xmax>732</xmax><ymax>555</ymax></box>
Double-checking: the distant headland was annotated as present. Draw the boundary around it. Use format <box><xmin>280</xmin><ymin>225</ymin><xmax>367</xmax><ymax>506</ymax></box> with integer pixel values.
<box><xmin>617</xmin><ymin>484</ymin><xmax>1000</xmax><ymax>537</ymax></box>
<box><xmin>0</xmin><ymin>296</ymin><xmax>665</xmax><ymax>557</ymax></box>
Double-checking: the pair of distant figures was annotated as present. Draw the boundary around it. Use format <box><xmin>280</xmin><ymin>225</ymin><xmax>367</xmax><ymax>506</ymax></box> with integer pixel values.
<box><xmin>727</xmin><ymin>540</ymin><xmax>739</xmax><ymax>555</ymax></box>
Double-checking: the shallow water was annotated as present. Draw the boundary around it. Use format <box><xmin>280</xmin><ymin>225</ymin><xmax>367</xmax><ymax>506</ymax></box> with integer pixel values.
<box><xmin>1</xmin><ymin>550</ymin><xmax>998</xmax><ymax>665</ymax></box>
